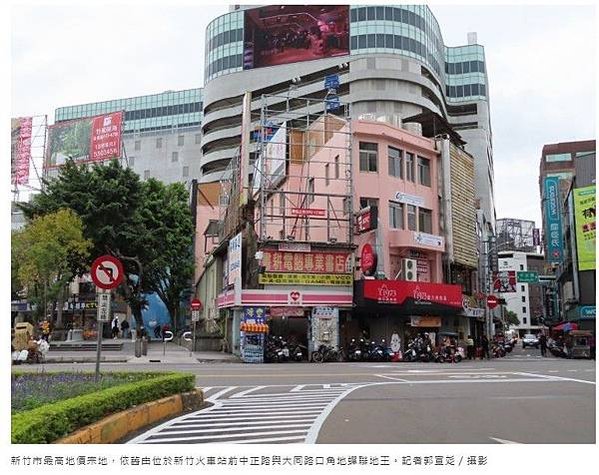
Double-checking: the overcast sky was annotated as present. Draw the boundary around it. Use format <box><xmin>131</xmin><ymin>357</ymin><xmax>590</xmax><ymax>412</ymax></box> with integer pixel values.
<box><xmin>9</xmin><ymin>1</ymin><xmax>597</xmax><ymax>228</ymax></box>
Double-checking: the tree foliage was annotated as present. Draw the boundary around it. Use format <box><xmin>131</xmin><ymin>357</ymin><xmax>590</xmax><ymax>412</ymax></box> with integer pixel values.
<box><xmin>12</xmin><ymin>209</ymin><xmax>91</xmax><ymax>321</ymax></box>
<box><xmin>20</xmin><ymin>159</ymin><xmax>194</xmax><ymax>329</ymax></box>
<box><xmin>504</xmin><ymin>310</ymin><xmax>520</xmax><ymax>328</ymax></box>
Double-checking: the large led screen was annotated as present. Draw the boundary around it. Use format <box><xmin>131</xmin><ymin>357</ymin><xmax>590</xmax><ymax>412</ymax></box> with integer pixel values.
<box><xmin>243</xmin><ymin>5</ymin><xmax>349</xmax><ymax>70</ymax></box>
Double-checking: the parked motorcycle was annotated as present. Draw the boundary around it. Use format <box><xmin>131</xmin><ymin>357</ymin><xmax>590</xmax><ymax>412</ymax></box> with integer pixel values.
<box><xmin>346</xmin><ymin>338</ymin><xmax>363</xmax><ymax>362</ymax></box>
<box><xmin>311</xmin><ymin>344</ymin><xmax>341</xmax><ymax>363</ymax></box>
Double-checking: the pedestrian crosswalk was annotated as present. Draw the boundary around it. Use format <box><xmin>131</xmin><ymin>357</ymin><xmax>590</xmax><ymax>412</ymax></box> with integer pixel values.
<box><xmin>129</xmin><ymin>384</ymin><xmax>358</xmax><ymax>444</ymax></box>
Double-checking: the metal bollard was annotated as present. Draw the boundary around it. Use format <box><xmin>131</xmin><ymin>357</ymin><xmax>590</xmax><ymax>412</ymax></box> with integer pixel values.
<box><xmin>182</xmin><ymin>331</ymin><xmax>192</xmax><ymax>356</ymax></box>
<box><xmin>162</xmin><ymin>331</ymin><xmax>174</xmax><ymax>356</ymax></box>
<box><xmin>134</xmin><ymin>338</ymin><xmax>142</xmax><ymax>358</ymax></box>
<box><xmin>141</xmin><ymin>336</ymin><xmax>148</xmax><ymax>356</ymax></box>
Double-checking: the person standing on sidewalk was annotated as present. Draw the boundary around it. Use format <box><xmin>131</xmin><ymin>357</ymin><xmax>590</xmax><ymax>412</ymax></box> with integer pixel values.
<box><xmin>466</xmin><ymin>335</ymin><xmax>475</xmax><ymax>360</ymax></box>
<box><xmin>111</xmin><ymin>315</ymin><xmax>120</xmax><ymax>339</ymax></box>
<box><xmin>539</xmin><ymin>333</ymin><xmax>548</xmax><ymax>357</ymax></box>
<box><xmin>120</xmin><ymin>319</ymin><xmax>130</xmax><ymax>339</ymax></box>
<box><xmin>481</xmin><ymin>334</ymin><xmax>490</xmax><ymax>360</ymax></box>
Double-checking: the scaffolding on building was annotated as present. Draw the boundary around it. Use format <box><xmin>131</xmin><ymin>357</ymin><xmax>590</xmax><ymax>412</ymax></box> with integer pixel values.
<box><xmin>252</xmin><ymin>92</ymin><xmax>354</xmax><ymax>246</ymax></box>
<box><xmin>496</xmin><ymin>218</ymin><xmax>537</xmax><ymax>253</ymax></box>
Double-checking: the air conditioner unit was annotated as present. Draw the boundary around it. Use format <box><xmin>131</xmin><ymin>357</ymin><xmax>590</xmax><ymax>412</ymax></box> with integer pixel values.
<box><xmin>402</xmin><ymin>258</ymin><xmax>418</xmax><ymax>282</ymax></box>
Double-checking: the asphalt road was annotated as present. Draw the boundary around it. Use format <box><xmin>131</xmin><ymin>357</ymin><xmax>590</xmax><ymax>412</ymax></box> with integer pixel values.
<box><xmin>15</xmin><ymin>346</ymin><xmax>596</xmax><ymax>444</ymax></box>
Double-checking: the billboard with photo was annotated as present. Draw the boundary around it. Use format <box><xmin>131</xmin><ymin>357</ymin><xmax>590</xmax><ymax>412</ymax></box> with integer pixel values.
<box><xmin>45</xmin><ymin>111</ymin><xmax>123</xmax><ymax>168</ymax></box>
<box><xmin>11</xmin><ymin>117</ymin><xmax>32</xmax><ymax>185</ymax></box>
<box><xmin>243</xmin><ymin>5</ymin><xmax>349</xmax><ymax>70</ymax></box>
<box><xmin>493</xmin><ymin>271</ymin><xmax>517</xmax><ymax>293</ymax></box>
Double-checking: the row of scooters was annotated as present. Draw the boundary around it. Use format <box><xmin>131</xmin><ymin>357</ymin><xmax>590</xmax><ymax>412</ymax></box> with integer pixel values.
<box><xmin>264</xmin><ymin>335</ymin><xmax>514</xmax><ymax>363</ymax></box>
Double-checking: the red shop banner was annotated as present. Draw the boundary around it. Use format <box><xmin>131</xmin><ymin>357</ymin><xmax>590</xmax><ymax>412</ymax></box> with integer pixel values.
<box><xmin>363</xmin><ymin>280</ymin><xmax>463</xmax><ymax>308</ymax></box>
<box><xmin>90</xmin><ymin>111</ymin><xmax>123</xmax><ymax>162</ymax></box>
<box><xmin>262</xmin><ymin>249</ymin><xmax>351</xmax><ymax>274</ymax></box>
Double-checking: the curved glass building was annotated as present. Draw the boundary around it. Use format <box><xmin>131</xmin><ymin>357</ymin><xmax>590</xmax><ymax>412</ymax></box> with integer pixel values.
<box><xmin>201</xmin><ymin>4</ymin><xmax>495</xmax><ymax>231</ymax></box>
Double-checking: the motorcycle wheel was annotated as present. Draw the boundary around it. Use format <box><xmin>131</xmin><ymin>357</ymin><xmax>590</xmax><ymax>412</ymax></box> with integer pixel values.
<box><xmin>454</xmin><ymin>354</ymin><xmax>462</xmax><ymax>363</ymax></box>
<box><xmin>311</xmin><ymin>351</ymin><xmax>324</xmax><ymax>363</ymax></box>
<box><xmin>435</xmin><ymin>355</ymin><xmax>444</xmax><ymax>363</ymax></box>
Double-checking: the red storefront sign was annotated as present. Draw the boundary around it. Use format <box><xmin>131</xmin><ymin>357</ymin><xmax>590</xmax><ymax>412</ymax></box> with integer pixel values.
<box><xmin>362</xmin><ymin>280</ymin><xmax>463</xmax><ymax>308</ymax></box>
<box><xmin>355</xmin><ymin>206</ymin><xmax>378</xmax><ymax>234</ymax></box>
<box><xmin>262</xmin><ymin>249</ymin><xmax>351</xmax><ymax>274</ymax></box>
<box><xmin>90</xmin><ymin>111</ymin><xmax>123</xmax><ymax>161</ymax></box>
<box><xmin>361</xmin><ymin>243</ymin><xmax>377</xmax><ymax>276</ymax></box>
<box><xmin>291</xmin><ymin>208</ymin><xmax>325</xmax><ymax>217</ymax></box>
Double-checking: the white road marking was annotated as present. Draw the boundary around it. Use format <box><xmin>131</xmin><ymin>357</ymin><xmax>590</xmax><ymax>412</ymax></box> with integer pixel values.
<box><xmin>206</xmin><ymin>386</ymin><xmax>238</xmax><ymax>401</ymax></box>
<box><xmin>236</xmin><ymin>436</ymin><xmax>306</xmax><ymax>444</ymax></box>
<box><xmin>548</xmin><ymin>370</ymin><xmax>559</xmax><ymax>373</ymax></box>
<box><xmin>228</xmin><ymin>386</ymin><xmax>266</xmax><ymax>398</ymax></box>
<box><xmin>290</xmin><ymin>385</ymin><xmax>306</xmax><ymax>392</ymax></box>
<box><xmin>375</xmin><ymin>374</ymin><xmax>409</xmax><ymax>382</ymax></box>
<box><xmin>141</xmin><ymin>429</ymin><xmax>310</xmax><ymax>444</ymax></box>
<box><xmin>568</xmin><ymin>369</ymin><xmax>578</xmax><ymax>372</ymax></box>
<box><xmin>490</xmin><ymin>437</ymin><xmax>521</xmax><ymax>444</ymax></box>
<box><xmin>515</xmin><ymin>372</ymin><xmax>596</xmax><ymax>385</ymax></box>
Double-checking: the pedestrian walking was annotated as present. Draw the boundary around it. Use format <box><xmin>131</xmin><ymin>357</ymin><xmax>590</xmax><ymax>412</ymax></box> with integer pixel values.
<box><xmin>111</xmin><ymin>315</ymin><xmax>120</xmax><ymax>339</ymax></box>
<box><xmin>120</xmin><ymin>319</ymin><xmax>130</xmax><ymax>339</ymax></box>
<box><xmin>481</xmin><ymin>334</ymin><xmax>490</xmax><ymax>360</ymax></box>
<box><xmin>154</xmin><ymin>324</ymin><xmax>162</xmax><ymax>340</ymax></box>
<box><xmin>539</xmin><ymin>333</ymin><xmax>547</xmax><ymax>357</ymax></box>
<box><xmin>466</xmin><ymin>335</ymin><xmax>475</xmax><ymax>360</ymax></box>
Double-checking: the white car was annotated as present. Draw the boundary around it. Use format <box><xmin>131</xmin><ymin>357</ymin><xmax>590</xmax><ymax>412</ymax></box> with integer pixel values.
<box><xmin>522</xmin><ymin>333</ymin><xmax>539</xmax><ymax>349</ymax></box>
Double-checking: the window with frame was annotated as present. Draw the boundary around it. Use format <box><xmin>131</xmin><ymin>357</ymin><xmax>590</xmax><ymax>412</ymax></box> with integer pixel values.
<box><xmin>418</xmin><ymin>208</ymin><xmax>433</xmax><ymax>234</ymax></box>
<box><xmin>407</xmin><ymin>205</ymin><xmax>417</xmax><ymax>231</ymax></box>
<box><xmin>388</xmin><ymin>146</ymin><xmax>403</xmax><ymax>178</ymax></box>
<box><xmin>418</xmin><ymin>156</ymin><xmax>431</xmax><ymax>186</ymax></box>
<box><xmin>182</xmin><ymin>166</ymin><xmax>189</xmax><ymax>177</ymax></box>
<box><xmin>523</xmin><ymin>317</ymin><xmax>527</xmax><ymax>324</ymax></box>
<box><xmin>128</xmin><ymin>156</ymin><xmax>135</xmax><ymax>167</ymax></box>
<box><xmin>156</xmin><ymin>138</ymin><xmax>162</xmax><ymax>149</ymax></box>
<box><xmin>334</xmin><ymin>156</ymin><xmax>340</xmax><ymax>179</ymax></box>
<box><xmin>143</xmin><ymin>170</ymin><xmax>150</xmax><ymax>180</ymax></box>
<box><xmin>359</xmin><ymin>142</ymin><xmax>378</xmax><ymax>172</ymax></box>
<box><xmin>279</xmin><ymin>192</ymin><xmax>285</xmax><ymax>214</ymax></box>
<box><xmin>195</xmin><ymin>134</ymin><xmax>202</xmax><ymax>145</ymax></box>
<box><xmin>359</xmin><ymin>197</ymin><xmax>379</xmax><ymax>209</ymax></box>
<box><xmin>325</xmin><ymin>163</ymin><xmax>330</xmax><ymax>186</ymax></box>
<box><xmin>521</xmin><ymin>285</ymin><xmax>525</xmax><ymax>292</ymax></box>
<box><xmin>521</xmin><ymin>296</ymin><xmax>526</xmax><ymax>303</ymax></box>
<box><xmin>389</xmin><ymin>201</ymin><xmax>404</xmax><ymax>229</ymax></box>
<box><xmin>172</xmin><ymin>151</ymin><xmax>179</xmax><ymax>162</ymax></box>
<box><xmin>135</xmin><ymin>140</ymin><xmax>141</xmax><ymax>151</ymax></box>
<box><xmin>522</xmin><ymin>307</ymin><xmax>527</xmax><ymax>314</ymax></box>
<box><xmin>307</xmin><ymin>178</ymin><xmax>315</xmax><ymax>204</ymax></box>
<box><xmin>405</xmin><ymin>152</ymin><xmax>415</xmax><ymax>182</ymax></box>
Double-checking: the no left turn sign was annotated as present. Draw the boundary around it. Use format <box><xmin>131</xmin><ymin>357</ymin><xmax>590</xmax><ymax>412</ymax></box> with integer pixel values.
<box><xmin>91</xmin><ymin>255</ymin><xmax>124</xmax><ymax>290</ymax></box>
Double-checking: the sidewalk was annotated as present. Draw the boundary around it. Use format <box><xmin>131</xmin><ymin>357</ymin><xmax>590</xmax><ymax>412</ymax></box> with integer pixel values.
<box><xmin>44</xmin><ymin>339</ymin><xmax>240</xmax><ymax>364</ymax></box>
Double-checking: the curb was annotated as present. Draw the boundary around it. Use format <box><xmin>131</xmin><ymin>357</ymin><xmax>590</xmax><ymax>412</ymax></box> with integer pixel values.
<box><xmin>55</xmin><ymin>389</ymin><xmax>204</xmax><ymax>444</ymax></box>
<box><xmin>44</xmin><ymin>357</ymin><xmax>130</xmax><ymax>364</ymax></box>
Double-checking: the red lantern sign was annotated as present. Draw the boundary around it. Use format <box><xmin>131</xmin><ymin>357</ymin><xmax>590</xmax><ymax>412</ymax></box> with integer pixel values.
<box><xmin>361</xmin><ymin>243</ymin><xmax>377</xmax><ymax>276</ymax></box>
<box><xmin>487</xmin><ymin>295</ymin><xmax>498</xmax><ymax>309</ymax></box>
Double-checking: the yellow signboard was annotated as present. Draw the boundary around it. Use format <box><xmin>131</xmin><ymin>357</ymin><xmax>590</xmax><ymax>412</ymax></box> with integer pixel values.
<box><xmin>259</xmin><ymin>273</ymin><xmax>353</xmax><ymax>286</ymax></box>
<box><xmin>574</xmin><ymin>185</ymin><xmax>596</xmax><ymax>271</ymax></box>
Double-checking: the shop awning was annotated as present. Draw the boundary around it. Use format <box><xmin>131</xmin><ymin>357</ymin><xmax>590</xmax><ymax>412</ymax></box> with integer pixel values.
<box><xmin>552</xmin><ymin>322</ymin><xmax>579</xmax><ymax>332</ymax></box>
<box><xmin>354</xmin><ymin>280</ymin><xmax>463</xmax><ymax>316</ymax></box>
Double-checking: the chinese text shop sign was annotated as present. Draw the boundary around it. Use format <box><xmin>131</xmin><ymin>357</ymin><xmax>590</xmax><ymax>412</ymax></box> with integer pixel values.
<box><xmin>544</xmin><ymin>176</ymin><xmax>563</xmax><ymax>264</ymax></box>
<box><xmin>574</xmin><ymin>185</ymin><xmax>596</xmax><ymax>271</ymax></box>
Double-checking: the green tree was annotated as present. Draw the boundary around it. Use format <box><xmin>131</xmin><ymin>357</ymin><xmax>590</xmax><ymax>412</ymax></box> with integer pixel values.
<box><xmin>504</xmin><ymin>310</ymin><xmax>520</xmax><ymax>328</ymax></box>
<box><xmin>143</xmin><ymin>180</ymin><xmax>194</xmax><ymax>332</ymax></box>
<box><xmin>12</xmin><ymin>209</ymin><xmax>91</xmax><ymax>325</ymax></box>
<box><xmin>21</xmin><ymin>159</ymin><xmax>195</xmax><ymax>331</ymax></box>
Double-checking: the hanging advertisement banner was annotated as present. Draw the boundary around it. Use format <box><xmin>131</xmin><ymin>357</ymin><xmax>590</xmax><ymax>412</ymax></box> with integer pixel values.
<box><xmin>533</xmin><ymin>228</ymin><xmax>540</xmax><ymax>246</ymax></box>
<box><xmin>242</xmin><ymin>307</ymin><xmax>266</xmax><ymax>323</ymax></box>
<box><xmin>544</xmin><ymin>176</ymin><xmax>563</xmax><ymax>264</ymax></box>
<box><xmin>11</xmin><ymin>117</ymin><xmax>32</xmax><ymax>185</ymax></box>
<box><xmin>228</xmin><ymin>232</ymin><xmax>242</xmax><ymax>305</ymax></box>
<box><xmin>266</xmin><ymin>122</ymin><xmax>286</xmax><ymax>188</ymax></box>
<box><xmin>261</xmin><ymin>249</ymin><xmax>351</xmax><ymax>274</ymax></box>
<box><xmin>493</xmin><ymin>271</ymin><xmax>517</xmax><ymax>292</ymax></box>
<box><xmin>45</xmin><ymin>112</ymin><xmax>123</xmax><ymax>168</ymax></box>
<box><xmin>259</xmin><ymin>273</ymin><xmax>352</xmax><ymax>286</ymax></box>
<box><xmin>239</xmin><ymin>92</ymin><xmax>251</xmax><ymax>207</ymax></box>
<box><xmin>573</xmin><ymin>185</ymin><xmax>596</xmax><ymax>271</ymax></box>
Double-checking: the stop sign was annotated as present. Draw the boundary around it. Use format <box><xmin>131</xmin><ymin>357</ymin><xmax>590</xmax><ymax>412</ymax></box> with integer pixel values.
<box><xmin>487</xmin><ymin>295</ymin><xmax>498</xmax><ymax>309</ymax></box>
<box><xmin>191</xmin><ymin>299</ymin><xmax>202</xmax><ymax>311</ymax></box>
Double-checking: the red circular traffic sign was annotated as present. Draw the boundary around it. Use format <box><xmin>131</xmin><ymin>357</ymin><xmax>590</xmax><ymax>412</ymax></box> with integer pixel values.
<box><xmin>361</xmin><ymin>243</ymin><xmax>377</xmax><ymax>276</ymax></box>
<box><xmin>191</xmin><ymin>299</ymin><xmax>202</xmax><ymax>311</ymax></box>
<box><xmin>91</xmin><ymin>255</ymin><xmax>124</xmax><ymax>290</ymax></box>
<box><xmin>487</xmin><ymin>295</ymin><xmax>498</xmax><ymax>309</ymax></box>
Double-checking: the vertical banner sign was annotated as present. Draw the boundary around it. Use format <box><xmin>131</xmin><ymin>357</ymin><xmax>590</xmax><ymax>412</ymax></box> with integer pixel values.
<box><xmin>239</xmin><ymin>91</ymin><xmax>252</xmax><ymax>207</ymax></box>
<box><xmin>573</xmin><ymin>185</ymin><xmax>596</xmax><ymax>271</ymax></box>
<box><xmin>11</xmin><ymin>117</ymin><xmax>33</xmax><ymax>185</ymax></box>
<box><xmin>544</xmin><ymin>177</ymin><xmax>563</xmax><ymax>264</ymax></box>
<box><xmin>90</xmin><ymin>112</ymin><xmax>123</xmax><ymax>161</ymax></box>
<box><xmin>533</xmin><ymin>228</ymin><xmax>540</xmax><ymax>246</ymax></box>
<box><xmin>228</xmin><ymin>232</ymin><xmax>243</xmax><ymax>306</ymax></box>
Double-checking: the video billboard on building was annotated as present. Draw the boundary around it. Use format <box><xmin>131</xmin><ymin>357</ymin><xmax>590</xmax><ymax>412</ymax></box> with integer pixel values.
<box><xmin>11</xmin><ymin>117</ymin><xmax>32</xmax><ymax>185</ymax></box>
<box><xmin>243</xmin><ymin>5</ymin><xmax>349</xmax><ymax>70</ymax></box>
<box><xmin>45</xmin><ymin>111</ymin><xmax>123</xmax><ymax>168</ymax></box>
<box><xmin>573</xmin><ymin>185</ymin><xmax>596</xmax><ymax>271</ymax></box>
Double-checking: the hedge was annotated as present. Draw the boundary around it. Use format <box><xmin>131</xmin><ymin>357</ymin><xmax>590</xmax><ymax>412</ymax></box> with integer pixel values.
<box><xmin>12</xmin><ymin>372</ymin><xmax>195</xmax><ymax>444</ymax></box>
